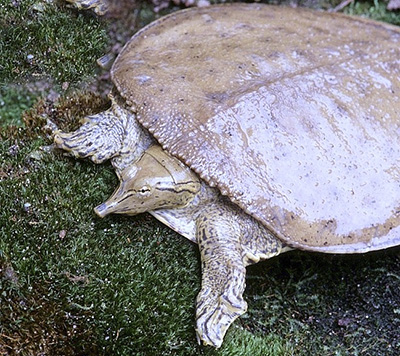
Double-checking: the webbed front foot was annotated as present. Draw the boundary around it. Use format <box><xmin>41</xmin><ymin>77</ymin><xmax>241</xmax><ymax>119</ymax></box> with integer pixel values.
<box><xmin>66</xmin><ymin>0</ymin><xmax>109</xmax><ymax>15</ymax></box>
<box><xmin>54</xmin><ymin>109</ymin><xmax>123</xmax><ymax>164</ymax></box>
<box><xmin>54</xmin><ymin>94</ymin><xmax>153</xmax><ymax>171</ymax></box>
<box><xmin>196</xmin><ymin>260</ymin><xmax>247</xmax><ymax>348</ymax></box>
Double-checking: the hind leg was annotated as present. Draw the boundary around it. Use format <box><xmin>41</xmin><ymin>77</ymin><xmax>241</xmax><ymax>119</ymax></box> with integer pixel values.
<box><xmin>195</xmin><ymin>199</ymin><xmax>284</xmax><ymax>347</ymax></box>
<box><xmin>195</xmin><ymin>203</ymin><xmax>247</xmax><ymax>348</ymax></box>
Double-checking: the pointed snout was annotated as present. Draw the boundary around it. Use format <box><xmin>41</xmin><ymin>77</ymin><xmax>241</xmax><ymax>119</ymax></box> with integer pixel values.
<box><xmin>94</xmin><ymin>202</ymin><xmax>109</xmax><ymax>218</ymax></box>
<box><xmin>94</xmin><ymin>201</ymin><xmax>119</xmax><ymax>218</ymax></box>
<box><xmin>93</xmin><ymin>180</ymin><xmax>133</xmax><ymax>218</ymax></box>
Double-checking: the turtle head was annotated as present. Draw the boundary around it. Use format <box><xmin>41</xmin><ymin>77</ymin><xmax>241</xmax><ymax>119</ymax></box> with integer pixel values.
<box><xmin>95</xmin><ymin>145</ymin><xmax>201</xmax><ymax>217</ymax></box>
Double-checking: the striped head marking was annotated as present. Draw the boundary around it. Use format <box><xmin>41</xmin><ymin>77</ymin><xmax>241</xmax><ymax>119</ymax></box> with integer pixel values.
<box><xmin>95</xmin><ymin>145</ymin><xmax>201</xmax><ymax>217</ymax></box>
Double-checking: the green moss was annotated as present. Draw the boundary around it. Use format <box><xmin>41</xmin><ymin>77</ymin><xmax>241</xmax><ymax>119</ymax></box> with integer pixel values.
<box><xmin>0</xmin><ymin>87</ymin><xmax>35</xmax><ymax>126</ymax></box>
<box><xmin>243</xmin><ymin>251</ymin><xmax>400</xmax><ymax>355</ymax></box>
<box><xmin>344</xmin><ymin>0</ymin><xmax>400</xmax><ymax>25</ymax></box>
<box><xmin>0</xmin><ymin>0</ymin><xmax>108</xmax><ymax>85</ymax></box>
<box><xmin>0</xmin><ymin>133</ymin><xmax>203</xmax><ymax>354</ymax></box>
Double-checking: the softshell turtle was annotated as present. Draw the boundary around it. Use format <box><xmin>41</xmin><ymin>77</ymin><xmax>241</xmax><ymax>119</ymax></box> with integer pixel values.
<box><xmin>54</xmin><ymin>3</ymin><xmax>400</xmax><ymax>347</ymax></box>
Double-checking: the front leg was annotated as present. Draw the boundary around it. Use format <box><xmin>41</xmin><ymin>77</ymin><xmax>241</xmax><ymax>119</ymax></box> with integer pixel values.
<box><xmin>54</xmin><ymin>108</ymin><xmax>123</xmax><ymax>164</ymax></box>
<box><xmin>195</xmin><ymin>203</ymin><xmax>247</xmax><ymax>348</ymax></box>
<box><xmin>54</xmin><ymin>94</ymin><xmax>153</xmax><ymax>172</ymax></box>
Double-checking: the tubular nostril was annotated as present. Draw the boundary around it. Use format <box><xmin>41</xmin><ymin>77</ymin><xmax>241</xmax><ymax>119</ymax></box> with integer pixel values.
<box><xmin>94</xmin><ymin>203</ymin><xmax>109</xmax><ymax>218</ymax></box>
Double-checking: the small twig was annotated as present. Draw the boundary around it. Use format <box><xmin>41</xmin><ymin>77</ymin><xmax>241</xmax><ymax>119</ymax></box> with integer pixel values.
<box><xmin>0</xmin><ymin>333</ymin><xmax>18</xmax><ymax>342</ymax></box>
<box><xmin>331</xmin><ymin>0</ymin><xmax>355</xmax><ymax>12</ymax></box>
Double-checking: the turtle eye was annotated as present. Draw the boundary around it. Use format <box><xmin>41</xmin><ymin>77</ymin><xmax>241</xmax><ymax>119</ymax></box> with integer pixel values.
<box><xmin>138</xmin><ymin>185</ymin><xmax>151</xmax><ymax>196</ymax></box>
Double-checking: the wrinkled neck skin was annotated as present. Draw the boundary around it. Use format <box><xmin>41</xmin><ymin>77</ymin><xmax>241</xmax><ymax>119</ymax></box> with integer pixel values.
<box><xmin>109</xmin><ymin>93</ymin><xmax>154</xmax><ymax>175</ymax></box>
<box><xmin>150</xmin><ymin>182</ymin><xmax>222</xmax><ymax>242</ymax></box>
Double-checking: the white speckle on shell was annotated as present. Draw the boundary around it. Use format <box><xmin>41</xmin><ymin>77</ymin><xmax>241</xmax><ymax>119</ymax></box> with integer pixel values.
<box><xmin>134</xmin><ymin>75</ymin><xmax>152</xmax><ymax>84</ymax></box>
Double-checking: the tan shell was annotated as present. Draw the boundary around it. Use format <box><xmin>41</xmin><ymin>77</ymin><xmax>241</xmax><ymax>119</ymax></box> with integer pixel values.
<box><xmin>112</xmin><ymin>4</ymin><xmax>400</xmax><ymax>253</ymax></box>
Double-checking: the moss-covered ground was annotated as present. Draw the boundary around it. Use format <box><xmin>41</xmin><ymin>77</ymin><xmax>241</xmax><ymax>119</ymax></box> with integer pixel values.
<box><xmin>1</xmin><ymin>0</ymin><xmax>399</xmax><ymax>355</ymax></box>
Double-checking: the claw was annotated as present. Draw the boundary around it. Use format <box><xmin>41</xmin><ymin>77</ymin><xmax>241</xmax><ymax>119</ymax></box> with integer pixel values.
<box><xmin>195</xmin><ymin>262</ymin><xmax>247</xmax><ymax>348</ymax></box>
<box><xmin>196</xmin><ymin>288</ymin><xmax>247</xmax><ymax>347</ymax></box>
